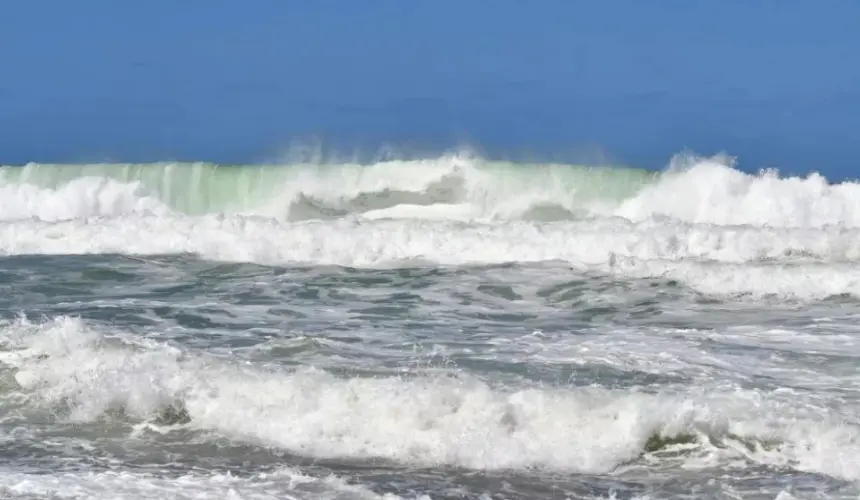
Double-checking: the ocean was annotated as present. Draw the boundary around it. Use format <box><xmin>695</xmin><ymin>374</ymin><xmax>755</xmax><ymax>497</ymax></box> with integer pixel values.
<box><xmin>2</xmin><ymin>154</ymin><xmax>860</xmax><ymax>499</ymax></box>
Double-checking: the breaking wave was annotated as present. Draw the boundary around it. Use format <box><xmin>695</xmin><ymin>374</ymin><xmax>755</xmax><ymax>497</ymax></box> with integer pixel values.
<box><xmin>2</xmin><ymin>153</ymin><xmax>859</xmax><ymax>227</ymax></box>
<box><xmin>4</xmin><ymin>152</ymin><xmax>860</xmax><ymax>299</ymax></box>
<box><xmin>2</xmin><ymin>316</ymin><xmax>860</xmax><ymax>480</ymax></box>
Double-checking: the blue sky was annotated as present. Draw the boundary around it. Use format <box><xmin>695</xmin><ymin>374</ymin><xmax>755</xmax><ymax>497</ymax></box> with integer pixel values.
<box><xmin>2</xmin><ymin>1</ymin><xmax>859</xmax><ymax>177</ymax></box>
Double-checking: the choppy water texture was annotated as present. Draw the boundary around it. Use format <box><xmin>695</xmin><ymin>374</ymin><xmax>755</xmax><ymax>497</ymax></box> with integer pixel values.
<box><xmin>2</xmin><ymin>154</ymin><xmax>860</xmax><ymax>499</ymax></box>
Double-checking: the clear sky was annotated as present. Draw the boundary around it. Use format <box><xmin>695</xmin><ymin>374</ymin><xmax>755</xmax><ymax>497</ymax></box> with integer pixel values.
<box><xmin>2</xmin><ymin>0</ymin><xmax>859</xmax><ymax>177</ymax></box>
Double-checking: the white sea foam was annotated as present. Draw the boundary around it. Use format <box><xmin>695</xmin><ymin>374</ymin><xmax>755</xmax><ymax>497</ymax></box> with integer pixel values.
<box><xmin>613</xmin><ymin>157</ymin><xmax>860</xmax><ymax>227</ymax></box>
<box><xmin>3</xmin><ymin>154</ymin><xmax>860</xmax><ymax>300</ymax></box>
<box><xmin>2</xmin><ymin>215</ymin><xmax>860</xmax><ymax>299</ymax></box>
<box><xmin>0</xmin><ymin>466</ymin><xmax>419</xmax><ymax>500</ymax></box>
<box><xmin>0</xmin><ymin>177</ymin><xmax>171</xmax><ymax>221</ymax></box>
<box><xmin>3</xmin><ymin>317</ymin><xmax>860</xmax><ymax>481</ymax></box>
<box><xmin>2</xmin><ymin>154</ymin><xmax>860</xmax><ymax>226</ymax></box>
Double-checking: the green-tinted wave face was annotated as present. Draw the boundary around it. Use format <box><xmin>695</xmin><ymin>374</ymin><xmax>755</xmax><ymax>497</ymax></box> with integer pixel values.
<box><xmin>0</xmin><ymin>157</ymin><xmax>660</xmax><ymax>220</ymax></box>
<box><xmin>0</xmin><ymin>162</ymin><xmax>300</xmax><ymax>215</ymax></box>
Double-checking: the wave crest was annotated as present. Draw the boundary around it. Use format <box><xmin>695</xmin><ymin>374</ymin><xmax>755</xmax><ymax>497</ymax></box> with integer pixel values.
<box><xmin>2</xmin><ymin>154</ymin><xmax>859</xmax><ymax>227</ymax></box>
<box><xmin>3</xmin><ymin>316</ymin><xmax>860</xmax><ymax>479</ymax></box>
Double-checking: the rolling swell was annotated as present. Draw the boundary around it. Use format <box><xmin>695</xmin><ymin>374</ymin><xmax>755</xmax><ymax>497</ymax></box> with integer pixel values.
<box><xmin>0</xmin><ymin>155</ymin><xmax>657</xmax><ymax>221</ymax></box>
<box><xmin>2</xmin><ymin>153</ymin><xmax>860</xmax><ymax>227</ymax></box>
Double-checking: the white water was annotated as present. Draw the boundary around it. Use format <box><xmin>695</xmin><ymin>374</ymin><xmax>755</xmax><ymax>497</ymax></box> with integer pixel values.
<box><xmin>613</xmin><ymin>159</ymin><xmax>860</xmax><ymax>228</ymax></box>
<box><xmin>2</xmin><ymin>316</ymin><xmax>860</xmax><ymax>481</ymax></box>
<box><xmin>0</xmin><ymin>177</ymin><xmax>170</xmax><ymax>221</ymax></box>
<box><xmin>0</xmin><ymin>466</ymin><xmax>422</xmax><ymax>500</ymax></box>
<box><xmin>2</xmin><ymin>215</ymin><xmax>860</xmax><ymax>299</ymax></box>
<box><xmin>2</xmin><ymin>154</ymin><xmax>860</xmax><ymax>302</ymax></box>
<box><xmin>2</xmin><ymin>155</ymin><xmax>860</xmax><ymax>226</ymax></box>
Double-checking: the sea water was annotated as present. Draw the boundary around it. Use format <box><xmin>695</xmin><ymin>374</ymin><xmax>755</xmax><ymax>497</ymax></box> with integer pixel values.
<box><xmin>1</xmin><ymin>153</ymin><xmax>860</xmax><ymax>499</ymax></box>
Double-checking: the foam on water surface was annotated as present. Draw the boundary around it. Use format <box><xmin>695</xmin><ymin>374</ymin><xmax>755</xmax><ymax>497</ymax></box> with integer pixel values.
<box><xmin>0</xmin><ymin>466</ymin><xmax>423</xmax><ymax>500</ymax></box>
<box><xmin>2</xmin><ymin>214</ymin><xmax>860</xmax><ymax>299</ymax></box>
<box><xmin>3</xmin><ymin>153</ymin><xmax>860</xmax><ymax>498</ymax></box>
<box><xmin>2</xmin><ymin>154</ymin><xmax>860</xmax><ymax>227</ymax></box>
<box><xmin>2</xmin><ymin>316</ymin><xmax>860</xmax><ymax>482</ymax></box>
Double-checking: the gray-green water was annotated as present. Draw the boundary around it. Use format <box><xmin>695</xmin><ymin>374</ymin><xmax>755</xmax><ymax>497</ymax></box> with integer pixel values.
<box><xmin>2</xmin><ymin>157</ymin><xmax>860</xmax><ymax>499</ymax></box>
<box><xmin>0</xmin><ymin>157</ymin><xmax>657</xmax><ymax>219</ymax></box>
